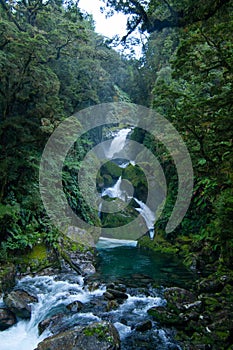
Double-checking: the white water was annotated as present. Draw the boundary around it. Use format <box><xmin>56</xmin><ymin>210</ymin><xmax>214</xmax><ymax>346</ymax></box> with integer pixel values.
<box><xmin>106</xmin><ymin>128</ymin><xmax>131</xmax><ymax>159</ymax></box>
<box><xmin>0</xmin><ymin>275</ymin><xmax>175</xmax><ymax>350</ymax></box>
<box><xmin>134</xmin><ymin>198</ymin><xmax>156</xmax><ymax>240</ymax></box>
<box><xmin>102</xmin><ymin>176</ymin><xmax>124</xmax><ymax>200</ymax></box>
<box><xmin>101</xmin><ymin>127</ymin><xmax>156</xmax><ymax>240</ymax></box>
<box><xmin>96</xmin><ymin>237</ymin><xmax>137</xmax><ymax>249</ymax></box>
<box><xmin>0</xmin><ymin>275</ymin><xmax>104</xmax><ymax>350</ymax></box>
<box><xmin>101</xmin><ymin>176</ymin><xmax>156</xmax><ymax>240</ymax></box>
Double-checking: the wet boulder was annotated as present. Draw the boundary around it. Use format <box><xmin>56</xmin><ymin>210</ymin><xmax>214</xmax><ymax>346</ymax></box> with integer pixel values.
<box><xmin>66</xmin><ymin>300</ymin><xmax>83</xmax><ymax>313</ymax></box>
<box><xmin>164</xmin><ymin>287</ymin><xmax>199</xmax><ymax>313</ymax></box>
<box><xmin>3</xmin><ymin>289</ymin><xmax>38</xmax><ymax>318</ymax></box>
<box><xmin>148</xmin><ymin>287</ymin><xmax>202</xmax><ymax>329</ymax></box>
<box><xmin>134</xmin><ymin>320</ymin><xmax>152</xmax><ymax>332</ymax></box>
<box><xmin>0</xmin><ymin>308</ymin><xmax>17</xmax><ymax>330</ymax></box>
<box><xmin>104</xmin><ymin>288</ymin><xmax>128</xmax><ymax>300</ymax></box>
<box><xmin>35</xmin><ymin>321</ymin><xmax>120</xmax><ymax>350</ymax></box>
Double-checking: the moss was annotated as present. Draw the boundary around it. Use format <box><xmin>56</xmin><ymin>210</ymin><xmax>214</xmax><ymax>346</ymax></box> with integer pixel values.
<box><xmin>203</xmin><ymin>296</ymin><xmax>221</xmax><ymax>312</ymax></box>
<box><xmin>62</xmin><ymin>233</ymin><xmax>95</xmax><ymax>254</ymax></box>
<box><xmin>100</xmin><ymin>161</ymin><xmax>122</xmax><ymax>179</ymax></box>
<box><xmin>138</xmin><ymin>234</ymin><xmax>179</xmax><ymax>254</ymax></box>
<box><xmin>147</xmin><ymin>307</ymin><xmax>181</xmax><ymax>326</ymax></box>
<box><xmin>215</xmin><ymin>330</ymin><xmax>230</xmax><ymax>341</ymax></box>
<box><xmin>122</xmin><ymin>164</ymin><xmax>148</xmax><ymax>201</ymax></box>
<box><xmin>102</xmin><ymin>174</ymin><xmax>113</xmax><ymax>187</ymax></box>
<box><xmin>191</xmin><ymin>333</ymin><xmax>214</xmax><ymax>346</ymax></box>
<box><xmin>83</xmin><ymin>323</ymin><xmax>113</xmax><ymax>343</ymax></box>
<box><xmin>15</xmin><ymin>243</ymin><xmax>53</xmax><ymax>273</ymax></box>
<box><xmin>27</xmin><ymin>244</ymin><xmax>47</xmax><ymax>260</ymax></box>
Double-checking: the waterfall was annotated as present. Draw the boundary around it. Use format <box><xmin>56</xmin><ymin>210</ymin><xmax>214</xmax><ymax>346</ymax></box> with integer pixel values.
<box><xmin>101</xmin><ymin>178</ymin><xmax>156</xmax><ymax>240</ymax></box>
<box><xmin>102</xmin><ymin>176</ymin><xmax>125</xmax><ymax>201</ymax></box>
<box><xmin>134</xmin><ymin>198</ymin><xmax>156</xmax><ymax>240</ymax></box>
<box><xmin>101</xmin><ymin>127</ymin><xmax>156</xmax><ymax>240</ymax></box>
<box><xmin>106</xmin><ymin>128</ymin><xmax>131</xmax><ymax>159</ymax></box>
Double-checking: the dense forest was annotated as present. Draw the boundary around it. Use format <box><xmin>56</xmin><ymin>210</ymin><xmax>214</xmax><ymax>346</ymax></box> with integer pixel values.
<box><xmin>0</xmin><ymin>0</ymin><xmax>232</xmax><ymax>266</ymax></box>
<box><xmin>0</xmin><ymin>0</ymin><xmax>233</xmax><ymax>349</ymax></box>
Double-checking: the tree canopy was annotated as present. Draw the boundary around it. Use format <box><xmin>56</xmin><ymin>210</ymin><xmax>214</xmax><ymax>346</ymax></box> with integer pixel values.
<box><xmin>102</xmin><ymin>0</ymin><xmax>231</xmax><ymax>40</ymax></box>
<box><xmin>0</xmin><ymin>0</ymin><xmax>232</xmax><ymax>269</ymax></box>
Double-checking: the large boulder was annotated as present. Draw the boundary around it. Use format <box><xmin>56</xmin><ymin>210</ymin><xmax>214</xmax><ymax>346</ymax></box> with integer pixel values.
<box><xmin>35</xmin><ymin>321</ymin><xmax>120</xmax><ymax>350</ymax></box>
<box><xmin>66</xmin><ymin>300</ymin><xmax>84</xmax><ymax>313</ymax></box>
<box><xmin>60</xmin><ymin>235</ymin><xmax>98</xmax><ymax>276</ymax></box>
<box><xmin>164</xmin><ymin>287</ymin><xmax>199</xmax><ymax>313</ymax></box>
<box><xmin>148</xmin><ymin>287</ymin><xmax>202</xmax><ymax>329</ymax></box>
<box><xmin>3</xmin><ymin>289</ymin><xmax>38</xmax><ymax>318</ymax></box>
<box><xmin>104</xmin><ymin>289</ymin><xmax>128</xmax><ymax>301</ymax></box>
<box><xmin>0</xmin><ymin>308</ymin><xmax>17</xmax><ymax>330</ymax></box>
<box><xmin>134</xmin><ymin>320</ymin><xmax>152</xmax><ymax>332</ymax></box>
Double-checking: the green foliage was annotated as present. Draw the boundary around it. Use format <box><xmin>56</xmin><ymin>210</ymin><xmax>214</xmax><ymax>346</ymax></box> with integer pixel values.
<box><xmin>0</xmin><ymin>0</ymin><xmax>137</xmax><ymax>257</ymax></box>
<box><xmin>144</xmin><ymin>5</ymin><xmax>233</xmax><ymax>250</ymax></box>
<box><xmin>213</xmin><ymin>189</ymin><xmax>233</xmax><ymax>241</ymax></box>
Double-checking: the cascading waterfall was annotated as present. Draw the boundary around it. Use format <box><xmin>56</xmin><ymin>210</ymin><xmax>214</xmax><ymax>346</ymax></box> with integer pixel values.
<box><xmin>101</xmin><ymin>127</ymin><xmax>156</xmax><ymax>240</ymax></box>
<box><xmin>102</xmin><ymin>176</ymin><xmax>124</xmax><ymax>200</ymax></box>
<box><xmin>105</xmin><ymin>128</ymin><xmax>132</xmax><ymax>159</ymax></box>
<box><xmin>134</xmin><ymin>198</ymin><xmax>156</xmax><ymax>240</ymax></box>
<box><xmin>101</xmin><ymin>177</ymin><xmax>156</xmax><ymax>240</ymax></box>
<box><xmin>0</xmin><ymin>127</ymin><xmax>191</xmax><ymax>350</ymax></box>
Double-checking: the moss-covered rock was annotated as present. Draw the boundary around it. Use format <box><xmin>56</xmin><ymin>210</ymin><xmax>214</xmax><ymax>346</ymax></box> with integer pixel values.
<box><xmin>100</xmin><ymin>161</ymin><xmax>122</xmax><ymax>184</ymax></box>
<box><xmin>58</xmin><ymin>234</ymin><xmax>97</xmax><ymax>276</ymax></box>
<box><xmin>36</xmin><ymin>321</ymin><xmax>120</xmax><ymax>350</ymax></box>
<box><xmin>101</xmin><ymin>197</ymin><xmax>147</xmax><ymax>240</ymax></box>
<box><xmin>101</xmin><ymin>198</ymin><xmax>138</xmax><ymax>228</ymax></box>
<box><xmin>137</xmin><ymin>234</ymin><xmax>179</xmax><ymax>254</ymax></box>
<box><xmin>122</xmin><ymin>164</ymin><xmax>148</xmax><ymax>202</ymax></box>
<box><xmin>16</xmin><ymin>243</ymin><xmax>58</xmax><ymax>274</ymax></box>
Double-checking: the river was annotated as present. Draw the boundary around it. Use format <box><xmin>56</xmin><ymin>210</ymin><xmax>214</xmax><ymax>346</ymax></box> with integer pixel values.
<box><xmin>0</xmin><ymin>238</ymin><xmax>195</xmax><ymax>350</ymax></box>
<box><xmin>0</xmin><ymin>128</ymin><xmax>193</xmax><ymax>349</ymax></box>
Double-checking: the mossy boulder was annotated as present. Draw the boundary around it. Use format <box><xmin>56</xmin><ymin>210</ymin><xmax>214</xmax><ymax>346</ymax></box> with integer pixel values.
<box><xmin>148</xmin><ymin>306</ymin><xmax>182</xmax><ymax>326</ymax></box>
<box><xmin>58</xmin><ymin>235</ymin><xmax>97</xmax><ymax>276</ymax></box>
<box><xmin>66</xmin><ymin>226</ymin><xmax>99</xmax><ymax>247</ymax></box>
<box><xmin>36</xmin><ymin>321</ymin><xmax>120</xmax><ymax>350</ymax></box>
<box><xmin>164</xmin><ymin>287</ymin><xmax>198</xmax><ymax>313</ymax></box>
<box><xmin>16</xmin><ymin>243</ymin><xmax>59</xmax><ymax>274</ymax></box>
<box><xmin>137</xmin><ymin>234</ymin><xmax>179</xmax><ymax>254</ymax></box>
<box><xmin>122</xmin><ymin>164</ymin><xmax>148</xmax><ymax>202</ymax></box>
<box><xmin>100</xmin><ymin>161</ymin><xmax>122</xmax><ymax>185</ymax></box>
<box><xmin>198</xmin><ymin>276</ymin><xmax>224</xmax><ymax>293</ymax></box>
<box><xmin>101</xmin><ymin>198</ymin><xmax>138</xmax><ymax>228</ymax></box>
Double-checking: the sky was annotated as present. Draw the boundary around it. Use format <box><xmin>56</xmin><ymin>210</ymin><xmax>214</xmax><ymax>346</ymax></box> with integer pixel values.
<box><xmin>78</xmin><ymin>0</ymin><xmax>128</xmax><ymax>38</ymax></box>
